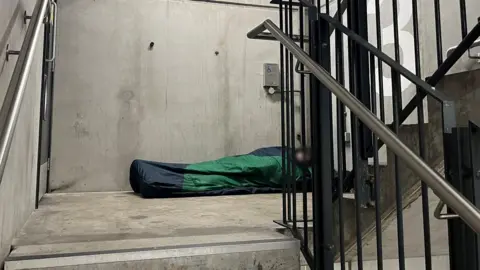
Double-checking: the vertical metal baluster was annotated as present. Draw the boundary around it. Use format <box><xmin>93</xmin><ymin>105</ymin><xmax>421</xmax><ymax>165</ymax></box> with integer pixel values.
<box><xmin>299</xmin><ymin>1</ymin><xmax>309</xmax><ymax>253</ymax></box>
<box><xmin>391</xmin><ymin>67</ymin><xmax>405</xmax><ymax>270</ymax></box>
<box><xmin>392</xmin><ymin>0</ymin><xmax>402</xmax><ymax>111</ymax></box>
<box><xmin>285</xmin><ymin>3</ymin><xmax>292</xmax><ymax>223</ymax></box>
<box><xmin>356</xmin><ymin>0</ymin><xmax>372</xmax><ymax>158</ymax></box>
<box><xmin>324</xmin><ymin>8</ymin><xmax>334</xmax><ymax>268</ymax></box>
<box><xmin>459</xmin><ymin>0</ymin><xmax>467</xmax><ymax>38</ymax></box>
<box><xmin>279</xmin><ymin>0</ymin><xmax>287</xmax><ymax>225</ymax></box>
<box><xmin>289</xmin><ymin>0</ymin><xmax>297</xmax><ymax>232</ymax></box>
<box><xmin>370</xmin><ymin>53</ymin><xmax>383</xmax><ymax>270</ymax></box>
<box><xmin>391</xmin><ymin>1</ymin><xmax>405</xmax><ymax>269</ymax></box>
<box><xmin>309</xmin><ymin>16</ymin><xmax>318</xmax><ymax>268</ymax></box>
<box><xmin>310</xmin><ymin>17</ymin><xmax>319</xmax><ymax>269</ymax></box>
<box><xmin>411</xmin><ymin>0</ymin><xmax>432</xmax><ymax>268</ymax></box>
<box><xmin>434</xmin><ymin>0</ymin><xmax>443</xmax><ymax>66</ymax></box>
<box><xmin>313</xmin><ymin>1</ymin><xmax>320</xmax><ymax>265</ymax></box>
<box><xmin>374</xmin><ymin>0</ymin><xmax>385</xmax><ymax>122</ymax></box>
<box><xmin>347</xmin><ymin>4</ymin><xmax>362</xmax><ymax>270</ymax></box>
<box><xmin>353</xmin><ymin>90</ymin><xmax>364</xmax><ymax>270</ymax></box>
<box><xmin>335</xmin><ymin>0</ymin><xmax>346</xmax><ymax>268</ymax></box>
<box><xmin>315</xmin><ymin>16</ymin><xmax>334</xmax><ymax>270</ymax></box>
<box><xmin>347</xmin><ymin>1</ymin><xmax>364</xmax><ymax>268</ymax></box>
<box><xmin>348</xmin><ymin>1</ymin><xmax>363</xmax><ymax>270</ymax></box>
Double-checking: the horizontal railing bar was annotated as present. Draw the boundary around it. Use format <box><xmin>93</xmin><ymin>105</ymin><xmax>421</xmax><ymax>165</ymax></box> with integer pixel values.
<box><xmin>250</xmin><ymin>32</ymin><xmax>310</xmax><ymax>42</ymax></box>
<box><xmin>0</xmin><ymin>0</ymin><xmax>49</xmax><ymax>183</ymax></box>
<box><xmin>247</xmin><ymin>19</ymin><xmax>480</xmax><ymax>233</ymax></box>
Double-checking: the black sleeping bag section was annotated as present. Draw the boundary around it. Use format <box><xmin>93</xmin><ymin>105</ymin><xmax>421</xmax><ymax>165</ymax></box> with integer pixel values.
<box><xmin>130</xmin><ymin>147</ymin><xmax>351</xmax><ymax>199</ymax></box>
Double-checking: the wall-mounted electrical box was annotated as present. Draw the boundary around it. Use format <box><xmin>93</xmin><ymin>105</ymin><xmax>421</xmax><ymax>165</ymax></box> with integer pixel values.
<box><xmin>263</xmin><ymin>63</ymin><xmax>280</xmax><ymax>88</ymax></box>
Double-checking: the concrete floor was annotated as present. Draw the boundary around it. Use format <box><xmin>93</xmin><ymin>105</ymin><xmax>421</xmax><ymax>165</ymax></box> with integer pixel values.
<box><xmin>11</xmin><ymin>190</ymin><xmax>449</xmax><ymax>266</ymax></box>
<box><xmin>8</xmin><ymin>192</ymin><xmax>303</xmax><ymax>269</ymax></box>
<box><xmin>14</xmin><ymin>192</ymin><xmax>302</xmax><ymax>246</ymax></box>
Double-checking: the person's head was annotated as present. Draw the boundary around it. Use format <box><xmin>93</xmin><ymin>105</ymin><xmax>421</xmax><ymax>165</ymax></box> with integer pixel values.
<box><xmin>294</xmin><ymin>147</ymin><xmax>312</xmax><ymax>168</ymax></box>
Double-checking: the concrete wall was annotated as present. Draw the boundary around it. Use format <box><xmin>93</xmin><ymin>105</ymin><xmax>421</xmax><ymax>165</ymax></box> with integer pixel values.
<box><xmin>53</xmin><ymin>0</ymin><xmax>428</xmax><ymax>190</ymax></box>
<box><xmin>0</xmin><ymin>0</ymin><xmax>42</xmax><ymax>263</ymax></box>
<box><xmin>419</xmin><ymin>0</ymin><xmax>480</xmax><ymax>78</ymax></box>
<box><xmin>48</xmin><ymin>0</ymin><xmax>480</xmax><ymax>191</ymax></box>
<box><xmin>50</xmin><ymin>0</ymin><xmax>296</xmax><ymax>192</ymax></box>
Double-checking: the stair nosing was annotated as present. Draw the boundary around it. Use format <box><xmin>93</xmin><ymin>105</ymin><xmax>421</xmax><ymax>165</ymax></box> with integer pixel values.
<box><xmin>5</xmin><ymin>238</ymin><xmax>299</xmax><ymax>269</ymax></box>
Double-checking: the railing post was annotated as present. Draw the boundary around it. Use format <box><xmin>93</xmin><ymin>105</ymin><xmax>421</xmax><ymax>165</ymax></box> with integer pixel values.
<box><xmin>310</xmin><ymin>16</ymin><xmax>335</xmax><ymax>270</ymax></box>
<box><xmin>346</xmin><ymin>0</ymin><xmax>371</xmax><ymax>207</ymax></box>
<box><xmin>444</xmin><ymin>117</ymin><xmax>480</xmax><ymax>270</ymax></box>
<box><xmin>469</xmin><ymin>120</ymin><xmax>480</xmax><ymax>269</ymax></box>
<box><xmin>349</xmin><ymin>0</ymin><xmax>372</xmax><ymax>159</ymax></box>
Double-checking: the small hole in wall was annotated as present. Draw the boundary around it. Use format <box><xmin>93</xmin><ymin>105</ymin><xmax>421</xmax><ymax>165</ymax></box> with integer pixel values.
<box><xmin>149</xmin><ymin>42</ymin><xmax>155</xmax><ymax>50</ymax></box>
<box><xmin>215</xmin><ymin>51</ymin><xmax>219</xmax><ymax>56</ymax></box>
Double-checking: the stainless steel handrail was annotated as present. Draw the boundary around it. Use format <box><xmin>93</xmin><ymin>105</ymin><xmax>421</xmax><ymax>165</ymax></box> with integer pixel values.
<box><xmin>435</xmin><ymin>201</ymin><xmax>460</xmax><ymax>220</ymax></box>
<box><xmin>247</xmin><ymin>19</ymin><xmax>480</xmax><ymax>233</ymax></box>
<box><xmin>45</xmin><ymin>0</ymin><xmax>57</xmax><ymax>62</ymax></box>
<box><xmin>0</xmin><ymin>0</ymin><xmax>50</xmax><ymax>183</ymax></box>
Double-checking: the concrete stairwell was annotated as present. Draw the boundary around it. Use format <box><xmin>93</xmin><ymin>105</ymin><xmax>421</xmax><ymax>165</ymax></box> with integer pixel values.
<box><xmin>9</xmin><ymin>71</ymin><xmax>477</xmax><ymax>270</ymax></box>
<box><xmin>4</xmin><ymin>72</ymin><xmax>477</xmax><ymax>270</ymax></box>
<box><xmin>5</xmin><ymin>193</ymin><xmax>300</xmax><ymax>270</ymax></box>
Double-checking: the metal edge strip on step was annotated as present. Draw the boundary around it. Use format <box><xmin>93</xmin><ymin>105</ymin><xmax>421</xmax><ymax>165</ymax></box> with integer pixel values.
<box><xmin>10</xmin><ymin>231</ymin><xmax>288</xmax><ymax>257</ymax></box>
<box><xmin>5</xmin><ymin>238</ymin><xmax>299</xmax><ymax>269</ymax></box>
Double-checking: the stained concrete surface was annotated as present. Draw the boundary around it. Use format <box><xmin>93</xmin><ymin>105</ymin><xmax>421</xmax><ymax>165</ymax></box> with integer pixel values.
<box><xmin>7</xmin><ymin>234</ymin><xmax>299</xmax><ymax>269</ymax></box>
<box><xmin>13</xmin><ymin>192</ymin><xmax>310</xmax><ymax>246</ymax></box>
<box><xmin>49</xmin><ymin>0</ymin><xmax>300</xmax><ymax>193</ymax></box>
<box><xmin>9</xmin><ymin>192</ymin><xmax>301</xmax><ymax>269</ymax></box>
<box><xmin>0</xmin><ymin>0</ymin><xmax>43</xmax><ymax>263</ymax></box>
<box><xmin>12</xmin><ymin>191</ymin><xmax>449</xmax><ymax>261</ymax></box>
<box><xmin>7</xmin><ymin>249</ymin><xmax>299</xmax><ymax>270</ymax></box>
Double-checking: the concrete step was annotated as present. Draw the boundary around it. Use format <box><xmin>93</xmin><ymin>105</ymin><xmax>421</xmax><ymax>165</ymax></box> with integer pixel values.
<box><xmin>6</xmin><ymin>233</ymin><xmax>299</xmax><ymax>269</ymax></box>
<box><xmin>6</xmin><ymin>192</ymin><xmax>300</xmax><ymax>270</ymax></box>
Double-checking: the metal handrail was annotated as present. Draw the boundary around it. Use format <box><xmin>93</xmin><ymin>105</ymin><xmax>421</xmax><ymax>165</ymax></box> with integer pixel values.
<box><xmin>247</xmin><ymin>19</ymin><xmax>480</xmax><ymax>233</ymax></box>
<box><xmin>45</xmin><ymin>0</ymin><xmax>57</xmax><ymax>62</ymax></box>
<box><xmin>435</xmin><ymin>201</ymin><xmax>459</xmax><ymax>220</ymax></box>
<box><xmin>0</xmin><ymin>0</ymin><xmax>50</xmax><ymax>183</ymax></box>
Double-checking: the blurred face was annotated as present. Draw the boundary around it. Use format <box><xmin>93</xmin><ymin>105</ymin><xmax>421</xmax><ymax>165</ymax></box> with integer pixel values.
<box><xmin>295</xmin><ymin>151</ymin><xmax>305</xmax><ymax>162</ymax></box>
<box><xmin>295</xmin><ymin>148</ymin><xmax>312</xmax><ymax>167</ymax></box>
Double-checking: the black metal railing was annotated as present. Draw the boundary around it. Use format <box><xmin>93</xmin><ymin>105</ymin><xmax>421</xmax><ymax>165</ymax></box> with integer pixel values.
<box><xmin>248</xmin><ymin>0</ymin><xmax>480</xmax><ymax>269</ymax></box>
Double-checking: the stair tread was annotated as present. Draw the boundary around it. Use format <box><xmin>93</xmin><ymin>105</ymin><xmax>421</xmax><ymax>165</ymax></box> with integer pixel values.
<box><xmin>6</xmin><ymin>237</ymin><xmax>298</xmax><ymax>269</ymax></box>
<box><xmin>7</xmin><ymin>192</ymin><xmax>301</xmax><ymax>269</ymax></box>
<box><xmin>9</xmin><ymin>232</ymin><xmax>292</xmax><ymax>258</ymax></box>
<box><xmin>14</xmin><ymin>192</ymin><xmax>312</xmax><ymax>247</ymax></box>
